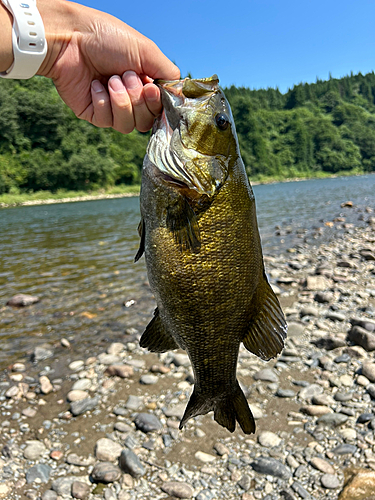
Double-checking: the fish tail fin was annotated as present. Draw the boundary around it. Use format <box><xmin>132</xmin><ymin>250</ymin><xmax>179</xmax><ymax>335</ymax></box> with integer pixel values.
<box><xmin>179</xmin><ymin>382</ymin><xmax>255</xmax><ymax>435</ymax></box>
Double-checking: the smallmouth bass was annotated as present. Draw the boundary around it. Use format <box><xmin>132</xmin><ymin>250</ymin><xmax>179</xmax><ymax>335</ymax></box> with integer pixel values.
<box><xmin>135</xmin><ymin>75</ymin><xmax>287</xmax><ymax>434</ymax></box>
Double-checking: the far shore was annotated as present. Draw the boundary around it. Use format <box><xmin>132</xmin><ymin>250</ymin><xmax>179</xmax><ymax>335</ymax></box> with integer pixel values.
<box><xmin>0</xmin><ymin>171</ymin><xmax>371</xmax><ymax>209</ymax></box>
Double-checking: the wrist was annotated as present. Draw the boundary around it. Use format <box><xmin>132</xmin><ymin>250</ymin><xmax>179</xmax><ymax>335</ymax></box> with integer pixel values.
<box><xmin>0</xmin><ymin>2</ymin><xmax>13</xmax><ymax>72</ymax></box>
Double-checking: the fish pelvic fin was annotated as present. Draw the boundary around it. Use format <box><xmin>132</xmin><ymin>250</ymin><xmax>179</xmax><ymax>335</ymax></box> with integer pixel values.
<box><xmin>243</xmin><ymin>271</ymin><xmax>287</xmax><ymax>361</ymax></box>
<box><xmin>166</xmin><ymin>196</ymin><xmax>201</xmax><ymax>253</ymax></box>
<box><xmin>139</xmin><ymin>308</ymin><xmax>179</xmax><ymax>353</ymax></box>
<box><xmin>179</xmin><ymin>382</ymin><xmax>255</xmax><ymax>435</ymax></box>
<box><xmin>134</xmin><ymin>218</ymin><xmax>145</xmax><ymax>262</ymax></box>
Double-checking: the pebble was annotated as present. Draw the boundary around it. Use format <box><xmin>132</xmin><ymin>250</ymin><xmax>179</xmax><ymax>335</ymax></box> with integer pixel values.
<box><xmin>119</xmin><ymin>449</ymin><xmax>145</xmax><ymax>477</ymax></box>
<box><xmin>52</xmin><ymin>477</ymin><xmax>77</xmax><ymax>496</ymax></box>
<box><xmin>67</xmin><ymin>389</ymin><xmax>89</xmax><ymax>402</ymax></box>
<box><xmin>298</xmin><ymin>384</ymin><xmax>323</xmax><ymax>400</ymax></box>
<box><xmin>171</xmin><ymin>353</ymin><xmax>190</xmax><ymax>367</ymax></box>
<box><xmin>6</xmin><ymin>294</ymin><xmax>39</xmax><ymax>307</ymax></box>
<box><xmin>339</xmin><ymin>428</ymin><xmax>357</xmax><ymax>441</ymax></box>
<box><xmin>276</xmin><ymin>388</ymin><xmax>296</xmax><ymax>398</ymax></box>
<box><xmin>161</xmin><ymin>481</ymin><xmax>194</xmax><ymax>499</ymax></box>
<box><xmin>39</xmin><ymin>375</ymin><xmax>53</xmax><ymax>394</ymax></box>
<box><xmin>139</xmin><ymin>374</ymin><xmax>158</xmax><ymax>385</ymax></box>
<box><xmin>70</xmin><ymin>396</ymin><xmax>99</xmax><ymax>416</ymax></box>
<box><xmin>251</xmin><ymin>457</ymin><xmax>292</xmax><ymax>479</ymax></box>
<box><xmin>71</xmin><ymin>481</ymin><xmax>91</xmax><ymax>500</ymax></box>
<box><xmin>238</xmin><ymin>474</ymin><xmax>251</xmax><ymax>491</ymax></box>
<box><xmin>32</xmin><ymin>346</ymin><xmax>53</xmax><ymax>362</ymax></box>
<box><xmin>71</xmin><ymin>378</ymin><xmax>92</xmax><ymax>391</ymax></box>
<box><xmin>258</xmin><ymin>431</ymin><xmax>282</xmax><ymax>447</ymax></box>
<box><xmin>195</xmin><ymin>490</ymin><xmax>215</xmax><ymax>500</ymax></box>
<box><xmin>41</xmin><ymin>492</ymin><xmax>57</xmax><ymax>500</ymax></box>
<box><xmin>105</xmin><ymin>364</ymin><xmax>134</xmax><ymax>378</ymax></box>
<box><xmin>321</xmin><ymin>474</ymin><xmax>341</xmax><ymax>489</ymax></box>
<box><xmin>310</xmin><ymin>457</ymin><xmax>335</xmax><ymax>474</ymax></box>
<box><xmin>95</xmin><ymin>438</ymin><xmax>123</xmax><ymax>461</ymax></box>
<box><xmin>253</xmin><ymin>368</ymin><xmax>279</xmax><ymax>382</ymax></box>
<box><xmin>195</xmin><ymin>451</ymin><xmax>216</xmax><ymax>463</ymax></box>
<box><xmin>362</xmin><ymin>362</ymin><xmax>375</xmax><ymax>382</ymax></box>
<box><xmin>300</xmin><ymin>405</ymin><xmax>332</xmax><ymax>416</ymax></box>
<box><xmin>331</xmin><ymin>444</ymin><xmax>357</xmax><ymax>455</ymax></box>
<box><xmin>125</xmin><ymin>395</ymin><xmax>143</xmax><ymax>410</ymax></box>
<box><xmin>317</xmin><ymin>413</ymin><xmax>349</xmax><ymax>427</ymax></box>
<box><xmin>91</xmin><ymin>462</ymin><xmax>121</xmax><ymax>483</ymax></box>
<box><xmin>69</xmin><ymin>360</ymin><xmax>85</xmax><ymax>371</ymax></box>
<box><xmin>134</xmin><ymin>413</ymin><xmax>162</xmax><ymax>433</ymax></box>
<box><xmin>26</xmin><ymin>464</ymin><xmax>51</xmax><ymax>483</ymax></box>
<box><xmin>214</xmin><ymin>443</ymin><xmax>230</xmax><ymax>456</ymax></box>
<box><xmin>24</xmin><ymin>440</ymin><xmax>47</xmax><ymax>460</ymax></box>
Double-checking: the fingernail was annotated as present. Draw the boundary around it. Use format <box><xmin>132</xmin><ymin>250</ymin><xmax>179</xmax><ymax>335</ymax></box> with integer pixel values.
<box><xmin>123</xmin><ymin>71</ymin><xmax>140</xmax><ymax>90</ymax></box>
<box><xmin>92</xmin><ymin>80</ymin><xmax>104</xmax><ymax>93</ymax></box>
<box><xmin>109</xmin><ymin>75</ymin><xmax>124</xmax><ymax>93</ymax></box>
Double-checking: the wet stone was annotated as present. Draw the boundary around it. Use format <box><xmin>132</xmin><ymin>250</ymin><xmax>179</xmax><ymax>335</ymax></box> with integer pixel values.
<box><xmin>251</xmin><ymin>457</ymin><xmax>292</xmax><ymax>479</ymax></box>
<box><xmin>26</xmin><ymin>464</ymin><xmax>51</xmax><ymax>484</ymax></box>
<box><xmin>119</xmin><ymin>449</ymin><xmax>145</xmax><ymax>477</ymax></box>
<box><xmin>357</xmin><ymin>412</ymin><xmax>375</xmax><ymax>424</ymax></box>
<box><xmin>134</xmin><ymin>412</ymin><xmax>162</xmax><ymax>433</ymax></box>
<box><xmin>91</xmin><ymin>462</ymin><xmax>121</xmax><ymax>483</ymax></box>
<box><xmin>32</xmin><ymin>346</ymin><xmax>53</xmax><ymax>362</ymax></box>
<box><xmin>7</xmin><ymin>294</ymin><xmax>39</xmax><ymax>307</ymax></box>
<box><xmin>161</xmin><ymin>481</ymin><xmax>194</xmax><ymax>499</ymax></box>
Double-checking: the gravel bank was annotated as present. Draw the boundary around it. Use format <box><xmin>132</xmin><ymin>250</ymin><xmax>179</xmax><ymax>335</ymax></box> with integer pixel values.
<box><xmin>1</xmin><ymin>211</ymin><xmax>375</xmax><ymax>500</ymax></box>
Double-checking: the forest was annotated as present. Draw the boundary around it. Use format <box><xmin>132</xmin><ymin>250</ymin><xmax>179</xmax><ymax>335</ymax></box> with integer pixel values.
<box><xmin>1</xmin><ymin>71</ymin><xmax>375</xmax><ymax>194</ymax></box>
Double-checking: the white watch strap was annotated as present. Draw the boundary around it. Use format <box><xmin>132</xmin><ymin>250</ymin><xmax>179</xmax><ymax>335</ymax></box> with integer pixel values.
<box><xmin>0</xmin><ymin>0</ymin><xmax>47</xmax><ymax>79</ymax></box>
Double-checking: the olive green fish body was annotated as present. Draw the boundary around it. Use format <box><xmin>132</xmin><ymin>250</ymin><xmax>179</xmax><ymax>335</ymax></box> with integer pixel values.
<box><xmin>136</xmin><ymin>76</ymin><xmax>287</xmax><ymax>434</ymax></box>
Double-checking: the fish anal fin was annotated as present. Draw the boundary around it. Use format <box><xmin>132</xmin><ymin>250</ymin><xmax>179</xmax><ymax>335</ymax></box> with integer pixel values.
<box><xmin>139</xmin><ymin>308</ymin><xmax>179</xmax><ymax>353</ymax></box>
<box><xmin>179</xmin><ymin>382</ymin><xmax>255</xmax><ymax>435</ymax></box>
<box><xmin>243</xmin><ymin>271</ymin><xmax>287</xmax><ymax>361</ymax></box>
<box><xmin>134</xmin><ymin>218</ymin><xmax>145</xmax><ymax>263</ymax></box>
<box><xmin>166</xmin><ymin>197</ymin><xmax>201</xmax><ymax>253</ymax></box>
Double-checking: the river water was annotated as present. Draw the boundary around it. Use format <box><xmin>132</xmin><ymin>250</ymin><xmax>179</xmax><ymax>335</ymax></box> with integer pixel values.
<box><xmin>0</xmin><ymin>174</ymin><xmax>375</xmax><ymax>369</ymax></box>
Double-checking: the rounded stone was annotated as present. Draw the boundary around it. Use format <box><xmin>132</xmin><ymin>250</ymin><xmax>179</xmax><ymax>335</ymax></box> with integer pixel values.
<box><xmin>276</xmin><ymin>388</ymin><xmax>296</xmax><ymax>398</ymax></box>
<box><xmin>26</xmin><ymin>464</ymin><xmax>51</xmax><ymax>484</ymax></box>
<box><xmin>95</xmin><ymin>438</ymin><xmax>122</xmax><ymax>461</ymax></box>
<box><xmin>41</xmin><ymin>491</ymin><xmax>58</xmax><ymax>500</ymax></box>
<box><xmin>310</xmin><ymin>457</ymin><xmax>335</xmax><ymax>474</ymax></box>
<box><xmin>161</xmin><ymin>481</ymin><xmax>194</xmax><ymax>499</ymax></box>
<box><xmin>24</xmin><ymin>440</ymin><xmax>47</xmax><ymax>460</ymax></box>
<box><xmin>71</xmin><ymin>378</ymin><xmax>92</xmax><ymax>391</ymax></box>
<box><xmin>195</xmin><ymin>451</ymin><xmax>216</xmax><ymax>463</ymax></box>
<box><xmin>251</xmin><ymin>457</ymin><xmax>291</xmax><ymax>479</ymax></box>
<box><xmin>67</xmin><ymin>390</ymin><xmax>89</xmax><ymax>402</ymax></box>
<box><xmin>69</xmin><ymin>360</ymin><xmax>85</xmax><ymax>372</ymax></box>
<box><xmin>253</xmin><ymin>368</ymin><xmax>279</xmax><ymax>382</ymax></box>
<box><xmin>362</xmin><ymin>363</ymin><xmax>375</xmax><ymax>382</ymax></box>
<box><xmin>331</xmin><ymin>443</ymin><xmax>357</xmax><ymax>455</ymax></box>
<box><xmin>71</xmin><ymin>480</ymin><xmax>91</xmax><ymax>499</ymax></box>
<box><xmin>300</xmin><ymin>405</ymin><xmax>332</xmax><ymax>416</ymax></box>
<box><xmin>258</xmin><ymin>431</ymin><xmax>282</xmax><ymax>447</ymax></box>
<box><xmin>298</xmin><ymin>384</ymin><xmax>323</xmax><ymax>400</ymax></box>
<box><xmin>321</xmin><ymin>473</ymin><xmax>340</xmax><ymax>489</ymax></box>
<box><xmin>91</xmin><ymin>462</ymin><xmax>121</xmax><ymax>483</ymax></box>
<box><xmin>119</xmin><ymin>449</ymin><xmax>145</xmax><ymax>478</ymax></box>
<box><xmin>317</xmin><ymin>413</ymin><xmax>348</xmax><ymax>427</ymax></box>
<box><xmin>134</xmin><ymin>413</ymin><xmax>162</xmax><ymax>433</ymax></box>
<box><xmin>139</xmin><ymin>374</ymin><xmax>158</xmax><ymax>385</ymax></box>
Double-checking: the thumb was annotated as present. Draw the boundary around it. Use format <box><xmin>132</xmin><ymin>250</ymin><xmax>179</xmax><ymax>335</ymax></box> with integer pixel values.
<box><xmin>139</xmin><ymin>38</ymin><xmax>180</xmax><ymax>81</ymax></box>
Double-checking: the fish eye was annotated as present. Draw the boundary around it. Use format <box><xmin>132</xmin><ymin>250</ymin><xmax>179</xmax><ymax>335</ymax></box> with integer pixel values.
<box><xmin>215</xmin><ymin>113</ymin><xmax>229</xmax><ymax>131</ymax></box>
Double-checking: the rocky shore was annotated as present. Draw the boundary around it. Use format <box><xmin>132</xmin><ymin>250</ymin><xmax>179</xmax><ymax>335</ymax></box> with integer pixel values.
<box><xmin>1</xmin><ymin>208</ymin><xmax>375</xmax><ymax>500</ymax></box>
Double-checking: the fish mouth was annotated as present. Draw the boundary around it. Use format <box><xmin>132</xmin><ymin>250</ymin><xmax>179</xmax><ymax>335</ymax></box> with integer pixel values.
<box><xmin>147</xmin><ymin>76</ymin><xmax>222</xmax><ymax>197</ymax></box>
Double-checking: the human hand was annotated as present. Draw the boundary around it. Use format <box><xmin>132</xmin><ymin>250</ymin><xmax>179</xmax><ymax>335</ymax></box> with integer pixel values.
<box><xmin>37</xmin><ymin>0</ymin><xmax>180</xmax><ymax>133</ymax></box>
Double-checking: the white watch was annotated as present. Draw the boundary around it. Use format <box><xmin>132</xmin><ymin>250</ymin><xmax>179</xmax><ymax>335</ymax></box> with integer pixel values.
<box><xmin>0</xmin><ymin>0</ymin><xmax>47</xmax><ymax>79</ymax></box>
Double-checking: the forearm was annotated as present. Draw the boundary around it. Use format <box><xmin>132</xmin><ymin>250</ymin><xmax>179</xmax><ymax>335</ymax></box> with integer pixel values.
<box><xmin>0</xmin><ymin>3</ymin><xmax>13</xmax><ymax>72</ymax></box>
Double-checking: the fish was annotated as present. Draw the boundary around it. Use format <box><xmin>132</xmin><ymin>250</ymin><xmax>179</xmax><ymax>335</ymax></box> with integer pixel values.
<box><xmin>135</xmin><ymin>75</ymin><xmax>287</xmax><ymax>434</ymax></box>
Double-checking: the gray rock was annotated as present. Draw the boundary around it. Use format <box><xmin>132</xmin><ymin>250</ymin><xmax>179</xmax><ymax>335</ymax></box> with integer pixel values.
<box><xmin>119</xmin><ymin>449</ymin><xmax>145</xmax><ymax>477</ymax></box>
<box><xmin>163</xmin><ymin>403</ymin><xmax>186</xmax><ymax>419</ymax></box>
<box><xmin>114</xmin><ymin>421</ymin><xmax>132</xmax><ymax>433</ymax></box>
<box><xmin>253</xmin><ymin>368</ymin><xmax>279</xmax><ymax>382</ymax></box>
<box><xmin>97</xmin><ymin>353</ymin><xmax>121</xmax><ymax>365</ymax></box>
<box><xmin>238</xmin><ymin>474</ymin><xmax>251</xmax><ymax>491</ymax></box>
<box><xmin>196</xmin><ymin>490</ymin><xmax>215</xmax><ymax>500</ymax></box>
<box><xmin>326</xmin><ymin>312</ymin><xmax>346</xmax><ymax>322</ymax></box>
<box><xmin>298</xmin><ymin>384</ymin><xmax>323</xmax><ymax>400</ymax></box>
<box><xmin>70</xmin><ymin>396</ymin><xmax>99</xmax><ymax>416</ymax></box>
<box><xmin>161</xmin><ymin>481</ymin><xmax>194</xmax><ymax>499</ymax></box>
<box><xmin>171</xmin><ymin>353</ymin><xmax>190</xmax><ymax>367</ymax></box>
<box><xmin>31</xmin><ymin>345</ymin><xmax>53</xmax><ymax>362</ymax></box>
<box><xmin>139</xmin><ymin>374</ymin><xmax>158</xmax><ymax>385</ymax></box>
<box><xmin>362</xmin><ymin>362</ymin><xmax>375</xmax><ymax>382</ymax></box>
<box><xmin>286</xmin><ymin>322</ymin><xmax>305</xmax><ymax>338</ymax></box>
<box><xmin>258</xmin><ymin>431</ymin><xmax>282</xmax><ymax>447</ymax></box>
<box><xmin>71</xmin><ymin>378</ymin><xmax>92</xmax><ymax>391</ymax></box>
<box><xmin>317</xmin><ymin>413</ymin><xmax>348</xmax><ymax>427</ymax></box>
<box><xmin>367</xmin><ymin>384</ymin><xmax>375</xmax><ymax>399</ymax></box>
<box><xmin>91</xmin><ymin>462</ymin><xmax>121</xmax><ymax>483</ymax></box>
<box><xmin>314</xmin><ymin>292</ymin><xmax>333</xmax><ymax>303</ymax></box>
<box><xmin>125</xmin><ymin>395</ymin><xmax>143</xmax><ymax>410</ymax></box>
<box><xmin>276</xmin><ymin>388</ymin><xmax>296</xmax><ymax>398</ymax></box>
<box><xmin>357</xmin><ymin>412</ymin><xmax>374</xmax><ymax>424</ymax></box>
<box><xmin>24</xmin><ymin>440</ymin><xmax>47</xmax><ymax>460</ymax></box>
<box><xmin>41</xmin><ymin>491</ymin><xmax>58</xmax><ymax>500</ymax></box>
<box><xmin>71</xmin><ymin>480</ymin><xmax>91</xmax><ymax>499</ymax></box>
<box><xmin>350</xmin><ymin>317</ymin><xmax>375</xmax><ymax>332</ymax></box>
<box><xmin>95</xmin><ymin>438</ymin><xmax>122</xmax><ymax>461</ymax></box>
<box><xmin>334</xmin><ymin>391</ymin><xmax>353</xmax><ymax>402</ymax></box>
<box><xmin>348</xmin><ymin>326</ymin><xmax>375</xmax><ymax>351</ymax></box>
<box><xmin>321</xmin><ymin>474</ymin><xmax>341</xmax><ymax>489</ymax></box>
<box><xmin>331</xmin><ymin>444</ymin><xmax>357</xmax><ymax>455</ymax></box>
<box><xmin>300</xmin><ymin>306</ymin><xmax>319</xmax><ymax>317</ymax></box>
<box><xmin>291</xmin><ymin>482</ymin><xmax>311</xmax><ymax>499</ymax></box>
<box><xmin>134</xmin><ymin>413</ymin><xmax>162</xmax><ymax>433</ymax></box>
<box><xmin>26</xmin><ymin>464</ymin><xmax>51</xmax><ymax>483</ymax></box>
<box><xmin>52</xmin><ymin>477</ymin><xmax>77</xmax><ymax>496</ymax></box>
<box><xmin>7</xmin><ymin>294</ymin><xmax>39</xmax><ymax>307</ymax></box>
<box><xmin>66</xmin><ymin>453</ymin><xmax>95</xmax><ymax>467</ymax></box>
<box><xmin>251</xmin><ymin>457</ymin><xmax>291</xmax><ymax>479</ymax></box>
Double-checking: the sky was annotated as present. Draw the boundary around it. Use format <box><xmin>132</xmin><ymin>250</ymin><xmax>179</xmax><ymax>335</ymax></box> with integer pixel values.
<box><xmin>76</xmin><ymin>0</ymin><xmax>375</xmax><ymax>93</ymax></box>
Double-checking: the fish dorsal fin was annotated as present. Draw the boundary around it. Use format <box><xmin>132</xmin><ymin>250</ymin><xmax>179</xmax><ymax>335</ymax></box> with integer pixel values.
<box><xmin>139</xmin><ymin>308</ymin><xmax>179</xmax><ymax>352</ymax></box>
<box><xmin>134</xmin><ymin>218</ymin><xmax>145</xmax><ymax>263</ymax></box>
<box><xmin>242</xmin><ymin>272</ymin><xmax>287</xmax><ymax>361</ymax></box>
<box><xmin>166</xmin><ymin>196</ymin><xmax>201</xmax><ymax>253</ymax></box>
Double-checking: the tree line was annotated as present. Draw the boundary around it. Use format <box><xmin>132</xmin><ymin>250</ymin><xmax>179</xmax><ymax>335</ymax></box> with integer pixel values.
<box><xmin>1</xmin><ymin>71</ymin><xmax>375</xmax><ymax>194</ymax></box>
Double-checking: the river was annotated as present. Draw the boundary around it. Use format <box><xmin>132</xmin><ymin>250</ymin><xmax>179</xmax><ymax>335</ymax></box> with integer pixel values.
<box><xmin>0</xmin><ymin>174</ymin><xmax>375</xmax><ymax>369</ymax></box>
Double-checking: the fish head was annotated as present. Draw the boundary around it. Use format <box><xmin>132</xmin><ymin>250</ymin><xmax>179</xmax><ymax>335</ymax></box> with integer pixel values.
<box><xmin>147</xmin><ymin>75</ymin><xmax>239</xmax><ymax>199</ymax></box>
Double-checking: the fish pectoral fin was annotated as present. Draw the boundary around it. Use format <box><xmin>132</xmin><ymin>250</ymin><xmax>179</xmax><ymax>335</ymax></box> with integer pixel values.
<box><xmin>134</xmin><ymin>218</ymin><xmax>145</xmax><ymax>262</ymax></box>
<box><xmin>242</xmin><ymin>272</ymin><xmax>287</xmax><ymax>361</ymax></box>
<box><xmin>139</xmin><ymin>308</ymin><xmax>179</xmax><ymax>352</ymax></box>
<box><xmin>166</xmin><ymin>197</ymin><xmax>201</xmax><ymax>253</ymax></box>
<box><xmin>180</xmin><ymin>382</ymin><xmax>255</xmax><ymax>435</ymax></box>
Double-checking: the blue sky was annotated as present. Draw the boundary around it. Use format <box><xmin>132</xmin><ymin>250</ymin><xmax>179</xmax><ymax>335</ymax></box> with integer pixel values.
<box><xmin>76</xmin><ymin>0</ymin><xmax>375</xmax><ymax>93</ymax></box>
